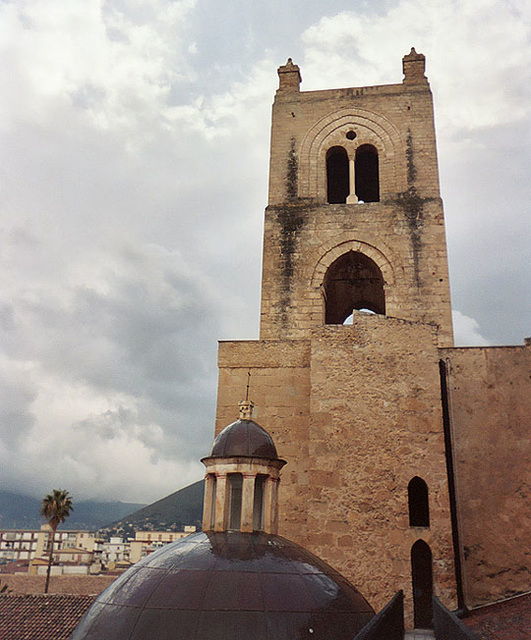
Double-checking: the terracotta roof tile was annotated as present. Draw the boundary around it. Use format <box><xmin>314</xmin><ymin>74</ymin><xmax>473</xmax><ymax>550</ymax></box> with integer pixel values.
<box><xmin>0</xmin><ymin>593</ymin><xmax>95</xmax><ymax>640</ymax></box>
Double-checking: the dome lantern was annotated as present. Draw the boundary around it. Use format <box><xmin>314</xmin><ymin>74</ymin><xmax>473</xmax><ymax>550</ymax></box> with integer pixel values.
<box><xmin>201</xmin><ymin>402</ymin><xmax>286</xmax><ymax>535</ymax></box>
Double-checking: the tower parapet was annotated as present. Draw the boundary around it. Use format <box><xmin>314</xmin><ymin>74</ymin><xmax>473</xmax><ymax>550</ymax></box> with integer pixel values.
<box><xmin>277</xmin><ymin>58</ymin><xmax>302</xmax><ymax>93</ymax></box>
<box><xmin>402</xmin><ymin>47</ymin><xmax>428</xmax><ymax>85</ymax></box>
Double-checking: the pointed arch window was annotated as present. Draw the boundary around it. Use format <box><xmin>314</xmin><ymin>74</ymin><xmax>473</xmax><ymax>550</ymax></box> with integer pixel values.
<box><xmin>355</xmin><ymin>144</ymin><xmax>379</xmax><ymax>202</ymax></box>
<box><xmin>408</xmin><ymin>476</ymin><xmax>430</xmax><ymax>527</ymax></box>
<box><xmin>326</xmin><ymin>146</ymin><xmax>349</xmax><ymax>203</ymax></box>
<box><xmin>323</xmin><ymin>251</ymin><xmax>385</xmax><ymax>324</ymax></box>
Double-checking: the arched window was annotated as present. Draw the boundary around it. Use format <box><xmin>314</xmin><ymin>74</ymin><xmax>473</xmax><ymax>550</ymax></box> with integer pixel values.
<box><xmin>411</xmin><ymin>540</ymin><xmax>433</xmax><ymax>628</ymax></box>
<box><xmin>355</xmin><ymin>144</ymin><xmax>379</xmax><ymax>202</ymax></box>
<box><xmin>227</xmin><ymin>473</ymin><xmax>243</xmax><ymax>530</ymax></box>
<box><xmin>253</xmin><ymin>474</ymin><xmax>267</xmax><ymax>531</ymax></box>
<box><xmin>327</xmin><ymin>146</ymin><xmax>349</xmax><ymax>203</ymax></box>
<box><xmin>323</xmin><ymin>251</ymin><xmax>385</xmax><ymax>324</ymax></box>
<box><xmin>408</xmin><ymin>477</ymin><xmax>430</xmax><ymax>527</ymax></box>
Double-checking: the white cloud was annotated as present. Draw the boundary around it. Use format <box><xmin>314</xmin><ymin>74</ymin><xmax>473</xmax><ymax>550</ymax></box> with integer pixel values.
<box><xmin>2</xmin><ymin>368</ymin><xmax>204</xmax><ymax>502</ymax></box>
<box><xmin>301</xmin><ymin>0</ymin><xmax>531</xmax><ymax>132</ymax></box>
<box><xmin>0</xmin><ymin>0</ymin><xmax>196</xmax><ymax>134</ymax></box>
<box><xmin>452</xmin><ymin>310</ymin><xmax>490</xmax><ymax>346</ymax></box>
<box><xmin>0</xmin><ymin>0</ymin><xmax>529</xmax><ymax>503</ymax></box>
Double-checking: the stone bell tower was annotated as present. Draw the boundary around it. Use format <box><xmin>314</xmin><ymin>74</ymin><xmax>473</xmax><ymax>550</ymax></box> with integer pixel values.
<box><xmin>261</xmin><ymin>50</ymin><xmax>453</xmax><ymax>346</ymax></box>
<box><xmin>215</xmin><ymin>50</ymin><xmax>458</xmax><ymax>629</ymax></box>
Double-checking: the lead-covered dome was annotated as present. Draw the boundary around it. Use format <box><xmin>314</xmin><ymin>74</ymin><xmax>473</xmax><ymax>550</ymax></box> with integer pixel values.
<box><xmin>209</xmin><ymin>418</ymin><xmax>279</xmax><ymax>459</ymax></box>
<box><xmin>71</xmin><ymin>531</ymin><xmax>374</xmax><ymax>640</ymax></box>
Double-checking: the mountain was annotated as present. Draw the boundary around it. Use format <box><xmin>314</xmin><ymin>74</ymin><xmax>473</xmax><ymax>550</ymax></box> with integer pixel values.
<box><xmin>103</xmin><ymin>480</ymin><xmax>204</xmax><ymax>534</ymax></box>
<box><xmin>0</xmin><ymin>490</ymin><xmax>145</xmax><ymax>531</ymax></box>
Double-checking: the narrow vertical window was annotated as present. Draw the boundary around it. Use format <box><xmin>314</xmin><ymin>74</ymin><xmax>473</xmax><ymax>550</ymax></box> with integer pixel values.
<box><xmin>209</xmin><ymin>474</ymin><xmax>217</xmax><ymax>530</ymax></box>
<box><xmin>408</xmin><ymin>476</ymin><xmax>430</xmax><ymax>527</ymax></box>
<box><xmin>355</xmin><ymin>144</ymin><xmax>379</xmax><ymax>202</ymax></box>
<box><xmin>228</xmin><ymin>473</ymin><xmax>243</xmax><ymax>530</ymax></box>
<box><xmin>327</xmin><ymin>146</ymin><xmax>349</xmax><ymax>203</ymax></box>
<box><xmin>253</xmin><ymin>475</ymin><xmax>267</xmax><ymax>531</ymax></box>
<box><xmin>411</xmin><ymin>540</ymin><xmax>433</xmax><ymax>628</ymax></box>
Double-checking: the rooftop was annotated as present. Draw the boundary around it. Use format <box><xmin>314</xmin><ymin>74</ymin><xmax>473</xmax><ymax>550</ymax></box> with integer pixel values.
<box><xmin>463</xmin><ymin>593</ymin><xmax>531</xmax><ymax>640</ymax></box>
<box><xmin>0</xmin><ymin>593</ymin><xmax>95</xmax><ymax>640</ymax></box>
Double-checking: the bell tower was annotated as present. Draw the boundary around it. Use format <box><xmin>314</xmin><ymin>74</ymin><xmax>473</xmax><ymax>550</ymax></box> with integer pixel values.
<box><xmin>260</xmin><ymin>49</ymin><xmax>453</xmax><ymax>347</ymax></box>
<box><xmin>215</xmin><ymin>50</ymin><xmax>458</xmax><ymax>629</ymax></box>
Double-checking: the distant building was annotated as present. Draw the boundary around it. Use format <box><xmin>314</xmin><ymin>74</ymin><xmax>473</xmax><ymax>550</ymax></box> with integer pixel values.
<box><xmin>129</xmin><ymin>527</ymin><xmax>196</xmax><ymax>563</ymax></box>
<box><xmin>0</xmin><ymin>526</ymin><xmax>100</xmax><ymax>565</ymax></box>
<box><xmin>0</xmin><ymin>529</ymin><xmax>41</xmax><ymax>563</ymax></box>
<box><xmin>0</xmin><ymin>526</ymin><xmax>104</xmax><ymax>576</ymax></box>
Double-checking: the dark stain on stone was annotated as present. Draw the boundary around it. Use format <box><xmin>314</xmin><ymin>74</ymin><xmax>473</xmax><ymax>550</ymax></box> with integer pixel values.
<box><xmin>389</xmin><ymin>186</ymin><xmax>432</xmax><ymax>286</ymax></box>
<box><xmin>386</xmin><ymin>130</ymin><xmax>434</xmax><ymax>286</ymax></box>
<box><xmin>406</xmin><ymin>129</ymin><xmax>417</xmax><ymax>185</ymax></box>
<box><xmin>286</xmin><ymin>137</ymin><xmax>298</xmax><ymax>201</ymax></box>
<box><xmin>272</xmin><ymin>204</ymin><xmax>308</xmax><ymax>329</ymax></box>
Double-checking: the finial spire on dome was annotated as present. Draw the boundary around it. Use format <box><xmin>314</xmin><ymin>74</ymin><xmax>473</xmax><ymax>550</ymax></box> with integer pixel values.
<box><xmin>239</xmin><ymin>370</ymin><xmax>254</xmax><ymax>419</ymax></box>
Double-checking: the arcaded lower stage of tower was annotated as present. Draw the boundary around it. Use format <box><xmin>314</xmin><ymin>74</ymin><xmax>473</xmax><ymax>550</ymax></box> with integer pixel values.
<box><xmin>214</xmin><ymin>50</ymin><xmax>531</xmax><ymax>628</ymax></box>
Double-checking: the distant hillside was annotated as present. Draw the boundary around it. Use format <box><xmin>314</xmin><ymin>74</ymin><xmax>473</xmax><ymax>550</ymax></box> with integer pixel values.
<box><xmin>0</xmin><ymin>490</ymin><xmax>145</xmax><ymax>531</ymax></box>
<box><xmin>104</xmin><ymin>480</ymin><xmax>204</xmax><ymax>534</ymax></box>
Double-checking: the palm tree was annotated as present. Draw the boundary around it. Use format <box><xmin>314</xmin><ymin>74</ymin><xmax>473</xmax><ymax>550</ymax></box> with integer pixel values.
<box><xmin>40</xmin><ymin>489</ymin><xmax>73</xmax><ymax>594</ymax></box>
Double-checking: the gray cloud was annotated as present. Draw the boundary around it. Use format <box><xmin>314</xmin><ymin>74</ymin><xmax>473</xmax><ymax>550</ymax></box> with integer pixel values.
<box><xmin>0</xmin><ymin>0</ymin><xmax>529</xmax><ymax>503</ymax></box>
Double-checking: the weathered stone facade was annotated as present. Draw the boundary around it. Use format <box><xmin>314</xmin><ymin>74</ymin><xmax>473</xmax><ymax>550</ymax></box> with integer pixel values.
<box><xmin>214</xmin><ymin>51</ymin><xmax>531</xmax><ymax>627</ymax></box>
<box><xmin>441</xmin><ymin>344</ymin><xmax>531</xmax><ymax>607</ymax></box>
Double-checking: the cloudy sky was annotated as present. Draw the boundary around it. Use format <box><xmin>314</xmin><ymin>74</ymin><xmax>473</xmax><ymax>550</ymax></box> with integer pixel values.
<box><xmin>1</xmin><ymin>0</ymin><xmax>530</xmax><ymax>504</ymax></box>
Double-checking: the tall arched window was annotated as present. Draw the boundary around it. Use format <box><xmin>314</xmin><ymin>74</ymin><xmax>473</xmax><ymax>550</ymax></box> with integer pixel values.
<box><xmin>411</xmin><ymin>540</ymin><xmax>433</xmax><ymax>628</ymax></box>
<box><xmin>327</xmin><ymin>146</ymin><xmax>349</xmax><ymax>203</ymax></box>
<box><xmin>323</xmin><ymin>251</ymin><xmax>385</xmax><ymax>323</ymax></box>
<box><xmin>227</xmin><ymin>473</ymin><xmax>243</xmax><ymax>530</ymax></box>
<box><xmin>408</xmin><ymin>476</ymin><xmax>430</xmax><ymax>527</ymax></box>
<box><xmin>355</xmin><ymin>144</ymin><xmax>379</xmax><ymax>202</ymax></box>
<box><xmin>253</xmin><ymin>474</ymin><xmax>267</xmax><ymax>531</ymax></box>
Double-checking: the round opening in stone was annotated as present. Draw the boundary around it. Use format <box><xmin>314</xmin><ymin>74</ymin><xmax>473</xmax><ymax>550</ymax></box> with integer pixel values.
<box><xmin>346</xmin><ymin>130</ymin><xmax>357</xmax><ymax>140</ymax></box>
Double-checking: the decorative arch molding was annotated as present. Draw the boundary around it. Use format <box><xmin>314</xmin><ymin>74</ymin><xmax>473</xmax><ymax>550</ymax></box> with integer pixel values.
<box><xmin>298</xmin><ymin>107</ymin><xmax>404</xmax><ymax>199</ymax></box>
<box><xmin>311</xmin><ymin>239</ymin><xmax>397</xmax><ymax>290</ymax></box>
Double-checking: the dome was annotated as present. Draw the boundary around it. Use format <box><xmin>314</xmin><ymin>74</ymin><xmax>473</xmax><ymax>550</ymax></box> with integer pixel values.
<box><xmin>71</xmin><ymin>531</ymin><xmax>374</xmax><ymax>640</ymax></box>
<box><xmin>208</xmin><ymin>419</ymin><xmax>279</xmax><ymax>459</ymax></box>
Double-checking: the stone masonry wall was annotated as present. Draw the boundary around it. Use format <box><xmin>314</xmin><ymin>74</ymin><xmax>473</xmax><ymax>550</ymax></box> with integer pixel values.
<box><xmin>307</xmin><ymin>316</ymin><xmax>456</xmax><ymax>625</ymax></box>
<box><xmin>441</xmin><ymin>344</ymin><xmax>531</xmax><ymax>607</ymax></box>
<box><xmin>216</xmin><ymin>339</ymin><xmax>311</xmax><ymax>541</ymax></box>
<box><xmin>216</xmin><ymin>314</ymin><xmax>458</xmax><ymax>627</ymax></box>
<box><xmin>260</xmin><ymin>199</ymin><xmax>453</xmax><ymax>345</ymax></box>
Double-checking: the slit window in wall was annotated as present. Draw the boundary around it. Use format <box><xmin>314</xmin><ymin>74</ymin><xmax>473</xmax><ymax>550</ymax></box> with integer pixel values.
<box><xmin>326</xmin><ymin>146</ymin><xmax>349</xmax><ymax>203</ymax></box>
<box><xmin>208</xmin><ymin>474</ymin><xmax>217</xmax><ymax>530</ymax></box>
<box><xmin>411</xmin><ymin>540</ymin><xmax>433</xmax><ymax>628</ymax></box>
<box><xmin>324</xmin><ymin>251</ymin><xmax>385</xmax><ymax>324</ymax></box>
<box><xmin>228</xmin><ymin>473</ymin><xmax>243</xmax><ymax>530</ymax></box>
<box><xmin>408</xmin><ymin>476</ymin><xmax>430</xmax><ymax>527</ymax></box>
<box><xmin>253</xmin><ymin>475</ymin><xmax>267</xmax><ymax>531</ymax></box>
<box><xmin>355</xmin><ymin>144</ymin><xmax>379</xmax><ymax>202</ymax></box>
